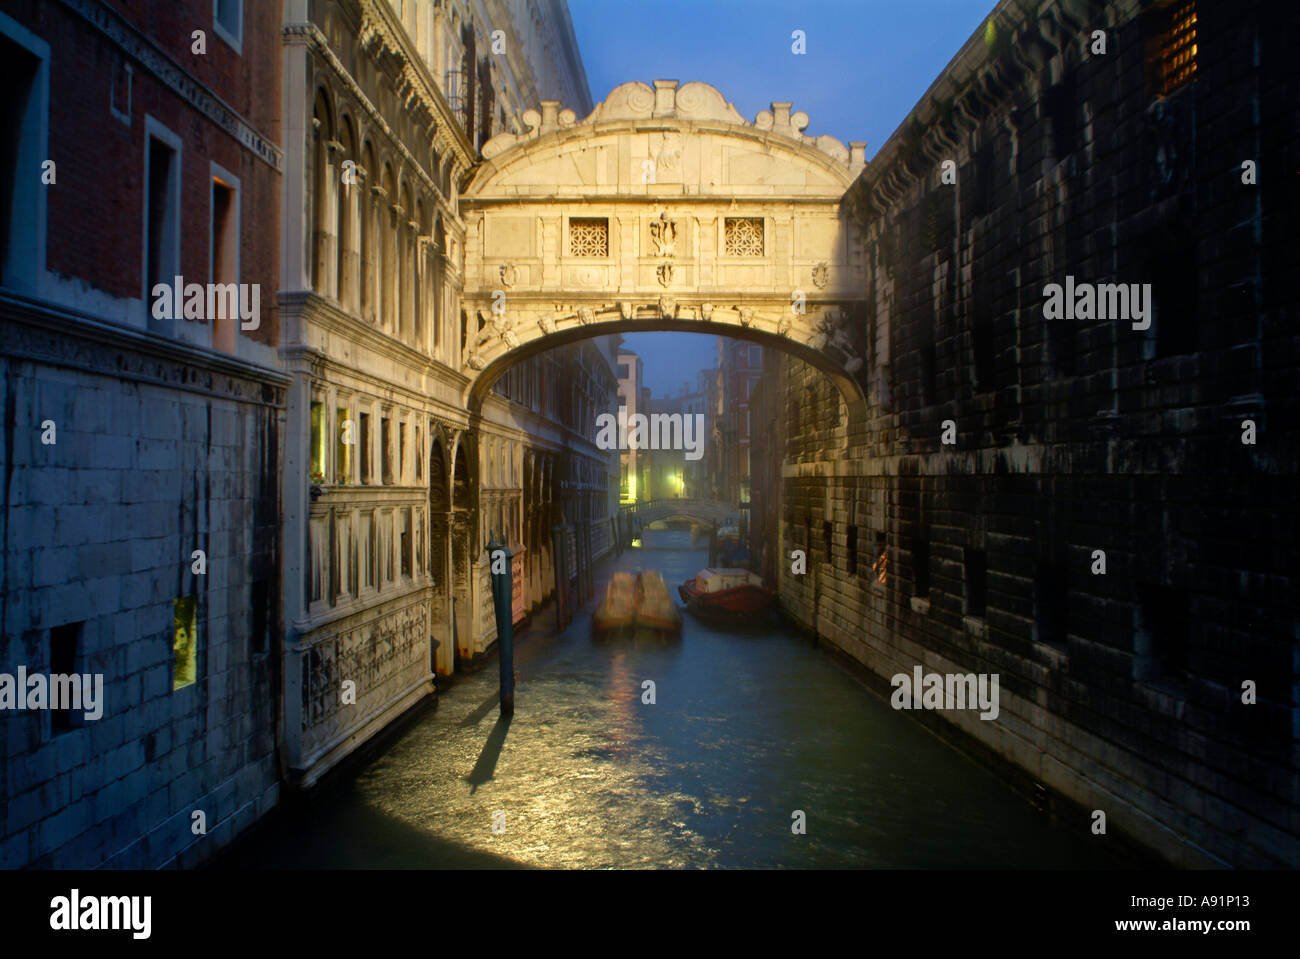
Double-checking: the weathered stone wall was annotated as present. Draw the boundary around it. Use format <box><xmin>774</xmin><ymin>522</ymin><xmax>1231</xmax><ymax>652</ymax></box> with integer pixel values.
<box><xmin>777</xmin><ymin>0</ymin><xmax>1299</xmax><ymax>867</ymax></box>
<box><xmin>0</xmin><ymin>299</ymin><xmax>286</xmax><ymax>868</ymax></box>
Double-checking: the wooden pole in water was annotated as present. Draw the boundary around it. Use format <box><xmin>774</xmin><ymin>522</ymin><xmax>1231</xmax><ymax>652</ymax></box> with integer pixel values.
<box><xmin>486</xmin><ymin>533</ymin><xmax>515</xmax><ymax>716</ymax></box>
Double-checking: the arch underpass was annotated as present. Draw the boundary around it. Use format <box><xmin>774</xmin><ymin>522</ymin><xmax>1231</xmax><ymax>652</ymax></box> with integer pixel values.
<box><xmin>457</xmin><ymin>79</ymin><xmax>871</xmax><ymax>426</ymax></box>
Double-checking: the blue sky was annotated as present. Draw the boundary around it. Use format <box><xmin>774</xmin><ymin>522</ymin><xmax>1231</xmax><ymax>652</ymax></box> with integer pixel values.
<box><xmin>566</xmin><ymin>0</ymin><xmax>996</xmax><ymax>395</ymax></box>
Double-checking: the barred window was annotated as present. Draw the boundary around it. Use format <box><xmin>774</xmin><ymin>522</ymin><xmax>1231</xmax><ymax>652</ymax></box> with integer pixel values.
<box><xmin>1152</xmin><ymin>0</ymin><xmax>1197</xmax><ymax>96</ymax></box>
<box><xmin>569</xmin><ymin>217</ymin><xmax>608</xmax><ymax>257</ymax></box>
<box><xmin>724</xmin><ymin>217</ymin><xmax>764</xmax><ymax>256</ymax></box>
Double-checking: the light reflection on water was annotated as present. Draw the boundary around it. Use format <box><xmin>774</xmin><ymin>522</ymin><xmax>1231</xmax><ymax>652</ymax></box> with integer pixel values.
<box><xmin>223</xmin><ymin>528</ymin><xmax>1125</xmax><ymax>869</ymax></box>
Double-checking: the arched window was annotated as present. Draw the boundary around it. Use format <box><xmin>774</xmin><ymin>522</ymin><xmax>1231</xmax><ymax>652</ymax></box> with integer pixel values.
<box><xmin>360</xmin><ymin>142</ymin><xmax>377</xmax><ymax>322</ymax></box>
<box><xmin>380</xmin><ymin>164</ymin><xmax>396</xmax><ymax>332</ymax></box>
<box><xmin>337</xmin><ymin>118</ymin><xmax>358</xmax><ymax>312</ymax></box>
<box><xmin>400</xmin><ymin>183</ymin><xmax>415</xmax><ymax>342</ymax></box>
<box><xmin>311</xmin><ymin>90</ymin><xmax>335</xmax><ymax>295</ymax></box>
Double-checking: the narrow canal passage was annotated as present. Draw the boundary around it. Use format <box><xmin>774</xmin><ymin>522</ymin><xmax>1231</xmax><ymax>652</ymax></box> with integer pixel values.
<box><xmin>223</xmin><ymin>530</ymin><xmax>1124</xmax><ymax>869</ymax></box>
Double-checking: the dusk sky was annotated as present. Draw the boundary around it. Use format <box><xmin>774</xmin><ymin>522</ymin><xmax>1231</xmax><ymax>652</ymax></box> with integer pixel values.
<box><xmin>567</xmin><ymin>0</ymin><xmax>996</xmax><ymax>396</ymax></box>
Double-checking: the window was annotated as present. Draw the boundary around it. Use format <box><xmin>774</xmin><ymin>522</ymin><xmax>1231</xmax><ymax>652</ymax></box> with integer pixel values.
<box><xmin>401</xmin><ymin>509</ymin><xmax>412</xmax><ymax>579</ymax></box>
<box><xmin>872</xmin><ymin>531</ymin><xmax>888</xmax><ymax>584</ymax></box>
<box><xmin>213</xmin><ymin>0</ymin><xmax>243</xmax><ymax>54</ymax></box>
<box><xmin>144</xmin><ymin>121</ymin><xmax>181</xmax><ymax>327</ymax></box>
<box><xmin>399</xmin><ymin>422</ymin><xmax>407</xmax><ymax>483</ymax></box>
<box><xmin>309</xmin><ymin>401</ymin><xmax>325</xmax><ymax>483</ymax></box>
<box><xmin>1149</xmin><ymin>0</ymin><xmax>1197</xmax><ymax>97</ymax></box>
<box><xmin>964</xmin><ymin>548</ymin><xmax>987</xmax><ymax>617</ymax></box>
<box><xmin>912</xmin><ymin>537</ymin><xmax>930</xmax><ymax>597</ymax></box>
<box><xmin>249</xmin><ymin>580</ymin><xmax>268</xmax><ymax>654</ymax></box>
<box><xmin>1033</xmin><ymin>562</ymin><xmax>1068</xmax><ymax>648</ymax></box>
<box><xmin>381</xmin><ymin>416</ymin><xmax>392</xmax><ymax>485</ymax></box>
<box><xmin>0</xmin><ymin>19</ymin><xmax>46</xmax><ymax>289</ymax></box>
<box><xmin>50</xmin><ymin>622</ymin><xmax>82</xmax><ymax>733</ymax></box>
<box><xmin>210</xmin><ymin>167</ymin><xmax>239</xmax><ymax>353</ymax></box>
<box><xmin>173</xmin><ymin>597</ymin><xmax>198</xmax><ymax>690</ymax></box>
<box><xmin>359</xmin><ymin>412</ymin><xmax>371</xmax><ymax>483</ymax></box>
<box><xmin>724</xmin><ymin>217</ymin><xmax>764</xmax><ymax>256</ymax></box>
<box><xmin>335</xmin><ymin>407</ymin><xmax>351</xmax><ymax>484</ymax></box>
<box><xmin>1134</xmin><ymin>584</ymin><xmax>1188</xmax><ymax>682</ymax></box>
<box><xmin>569</xmin><ymin>217</ymin><xmax>608</xmax><ymax>257</ymax></box>
<box><xmin>750</xmin><ymin>346</ymin><xmax>760</xmax><ymax>366</ymax></box>
<box><xmin>847</xmin><ymin>526</ymin><xmax>858</xmax><ymax>576</ymax></box>
<box><xmin>109</xmin><ymin>54</ymin><xmax>132</xmax><ymax>126</ymax></box>
<box><xmin>617</xmin><ymin>362</ymin><xmax>630</xmax><ymax>379</ymax></box>
<box><xmin>415</xmin><ymin>425</ymin><xmax>423</xmax><ymax>481</ymax></box>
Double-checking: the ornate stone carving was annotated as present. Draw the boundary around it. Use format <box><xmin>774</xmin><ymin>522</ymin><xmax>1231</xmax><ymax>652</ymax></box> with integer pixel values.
<box><xmin>649</xmin><ymin>212</ymin><xmax>677</xmax><ymax>256</ymax></box>
<box><xmin>576</xmin><ymin>306</ymin><xmax>594</xmax><ymax>325</ymax></box>
<box><xmin>656</xmin><ymin>263</ymin><xmax>674</xmax><ymax>287</ymax></box>
<box><xmin>537</xmin><ymin>315</ymin><xmax>555</xmax><ymax>335</ymax></box>
<box><xmin>658</xmin><ymin>296</ymin><xmax>677</xmax><ymax>319</ymax></box>
<box><xmin>776</xmin><ymin>315</ymin><xmax>792</xmax><ymax>337</ymax></box>
<box><xmin>499</xmin><ymin>263</ymin><xmax>518</xmax><ymax>288</ymax></box>
<box><xmin>738</xmin><ymin>307</ymin><xmax>755</xmax><ymax>327</ymax></box>
<box><xmin>812</xmin><ymin>262</ymin><xmax>829</xmax><ymax>289</ymax></box>
<box><xmin>699</xmin><ymin>302</ymin><xmax>713</xmax><ymax>321</ymax></box>
<box><xmin>619</xmin><ymin>301</ymin><xmax>633</xmax><ymax>320</ymax></box>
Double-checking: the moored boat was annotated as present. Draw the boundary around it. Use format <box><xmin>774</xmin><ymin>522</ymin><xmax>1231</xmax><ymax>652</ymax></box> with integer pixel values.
<box><xmin>678</xmin><ymin>567</ymin><xmax>774</xmax><ymax>621</ymax></box>
<box><xmin>634</xmin><ymin>570</ymin><xmax>682</xmax><ymax>634</ymax></box>
<box><xmin>592</xmin><ymin>572</ymin><xmax>637</xmax><ymax>636</ymax></box>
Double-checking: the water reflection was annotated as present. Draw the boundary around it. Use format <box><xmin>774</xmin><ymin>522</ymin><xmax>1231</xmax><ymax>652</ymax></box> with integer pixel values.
<box><xmin>221</xmin><ymin>528</ymin><xmax>1126</xmax><ymax>869</ymax></box>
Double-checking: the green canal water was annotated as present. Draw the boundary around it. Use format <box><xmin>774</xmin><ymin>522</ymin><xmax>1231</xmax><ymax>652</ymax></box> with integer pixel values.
<box><xmin>219</xmin><ymin>530</ymin><xmax>1126</xmax><ymax>869</ymax></box>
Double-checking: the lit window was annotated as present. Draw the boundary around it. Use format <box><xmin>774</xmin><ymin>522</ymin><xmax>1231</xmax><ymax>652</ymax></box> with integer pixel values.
<box><xmin>1153</xmin><ymin>0</ymin><xmax>1197</xmax><ymax>96</ymax></box>
<box><xmin>173</xmin><ymin>597</ymin><xmax>198</xmax><ymax>690</ymax></box>
<box><xmin>309</xmin><ymin>401</ymin><xmax>325</xmax><ymax>483</ymax></box>
<box><xmin>724</xmin><ymin>217</ymin><xmax>764</xmax><ymax>256</ymax></box>
<box><xmin>569</xmin><ymin>218</ymin><xmax>608</xmax><ymax>257</ymax></box>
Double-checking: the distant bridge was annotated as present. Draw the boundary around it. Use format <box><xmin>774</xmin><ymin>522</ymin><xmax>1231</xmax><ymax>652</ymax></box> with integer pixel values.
<box><xmin>622</xmin><ymin>498</ymin><xmax>742</xmax><ymax>529</ymax></box>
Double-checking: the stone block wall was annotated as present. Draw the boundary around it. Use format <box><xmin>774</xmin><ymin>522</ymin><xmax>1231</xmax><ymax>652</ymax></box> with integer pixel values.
<box><xmin>777</xmin><ymin>0</ymin><xmax>1299</xmax><ymax>867</ymax></box>
<box><xmin>0</xmin><ymin>300</ymin><xmax>285</xmax><ymax>868</ymax></box>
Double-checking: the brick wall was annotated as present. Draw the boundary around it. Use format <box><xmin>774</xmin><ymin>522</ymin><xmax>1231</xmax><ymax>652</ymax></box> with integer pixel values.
<box><xmin>7</xmin><ymin>0</ymin><xmax>280</xmax><ymax>346</ymax></box>
<box><xmin>776</xmin><ymin>0</ymin><xmax>1299</xmax><ymax>867</ymax></box>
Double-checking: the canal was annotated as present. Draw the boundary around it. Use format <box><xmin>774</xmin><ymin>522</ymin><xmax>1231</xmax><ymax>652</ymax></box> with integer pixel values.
<box><xmin>220</xmin><ymin>529</ymin><xmax>1125</xmax><ymax>869</ymax></box>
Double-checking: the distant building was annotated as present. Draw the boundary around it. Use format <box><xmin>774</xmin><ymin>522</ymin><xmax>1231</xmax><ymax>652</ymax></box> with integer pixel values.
<box><xmin>615</xmin><ymin>349</ymin><xmax>647</xmax><ymax>502</ymax></box>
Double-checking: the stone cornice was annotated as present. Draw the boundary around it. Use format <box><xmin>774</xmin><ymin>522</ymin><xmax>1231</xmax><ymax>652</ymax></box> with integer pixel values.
<box><xmin>0</xmin><ymin>290</ymin><xmax>289</xmax><ymax>405</ymax></box>
<box><xmin>61</xmin><ymin>0</ymin><xmax>283</xmax><ymax>171</ymax></box>
<box><xmin>356</xmin><ymin>0</ymin><xmax>475</xmax><ymax>168</ymax></box>
<box><xmin>278</xmin><ymin>289</ymin><xmax>470</xmax><ymax>392</ymax></box>
<box><xmin>850</xmin><ymin>0</ymin><xmax>1092</xmax><ymax>214</ymax></box>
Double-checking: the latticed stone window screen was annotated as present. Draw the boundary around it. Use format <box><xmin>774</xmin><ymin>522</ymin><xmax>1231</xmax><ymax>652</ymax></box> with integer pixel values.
<box><xmin>724</xmin><ymin>217</ymin><xmax>764</xmax><ymax>256</ymax></box>
<box><xmin>569</xmin><ymin>217</ymin><xmax>609</xmax><ymax>257</ymax></box>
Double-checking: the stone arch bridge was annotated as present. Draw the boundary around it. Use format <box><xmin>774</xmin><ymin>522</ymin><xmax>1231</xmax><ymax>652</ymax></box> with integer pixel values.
<box><xmin>624</xmin><ymin>497</ymin><xmax>742</xmax><ymax>529</ymax></box>
<box><xmin>457</xmin><ymin>79</ymin><xmax>871</xmax><ymax>422</ymax></box>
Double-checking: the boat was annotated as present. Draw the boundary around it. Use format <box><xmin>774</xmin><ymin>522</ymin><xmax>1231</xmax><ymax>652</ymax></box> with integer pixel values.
<box><xmin>592</xmin><ymin>572</ymin><xmax>637</xmax><ymax>636</ymax></box>
<box><xmin>634</xmin><ymin>571</ymin><xmax>682</xmax><ymax>634</ymax></box>
<box><xmin>592</xmin><ymin>570</ymin><xmax>682</xmax><ymax>638</ymax></box>
<box><xmin>678</xmin><ymin>567</ymin><xmax>775</xmax><ymax>621</ymax></box>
